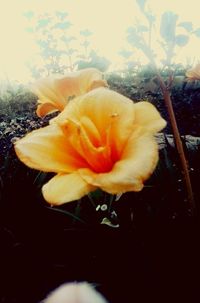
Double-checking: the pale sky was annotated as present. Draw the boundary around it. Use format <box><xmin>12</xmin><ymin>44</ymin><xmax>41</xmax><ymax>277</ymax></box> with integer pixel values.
<box><xmin>0</xmin><ymin>0</ymin><xmax>200</xmax><ymax>82</ymax></box>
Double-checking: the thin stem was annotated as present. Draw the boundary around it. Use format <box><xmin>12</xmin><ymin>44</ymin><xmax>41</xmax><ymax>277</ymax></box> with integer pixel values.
<box><xmin>87</xmin><ymin>192</ymin><xmax>96</xmax><ymax>209</ymax></box>
<box><xmin>45</xmin><ymin>206</ymin><xmax>87</xmax><ymax>224</ymax></box>
<box><xmin>156</xmin><ymin>72</ymin><xmax>195</xmax><ymax>213</ymax></box>
<box><xmin>108</xmin><ymin>194</ymin><xmax>115</xmax><ymax>213</ymax></box>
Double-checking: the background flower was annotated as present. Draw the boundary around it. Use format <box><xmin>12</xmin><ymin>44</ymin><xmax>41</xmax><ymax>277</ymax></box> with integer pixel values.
<box><xmin>186</xmin><ymin>63</ymin><xmax>200</xmax><ymax>80</ymax></box>
<box><xmin>15</xmin><ymin>87</ymin><xmax>166</xmax><ymax>205</ymax></box>
<box><xmin>31</xmin><ymin>68</ymin><xmax>108</xmax><ymax>117</ymax></box>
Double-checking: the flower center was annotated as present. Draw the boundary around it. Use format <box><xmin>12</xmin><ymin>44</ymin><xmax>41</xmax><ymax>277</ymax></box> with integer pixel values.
<box><xmin>59</xmin><ymin>116</ymin><xmax>119</xmax><ymax>173</ymax></box>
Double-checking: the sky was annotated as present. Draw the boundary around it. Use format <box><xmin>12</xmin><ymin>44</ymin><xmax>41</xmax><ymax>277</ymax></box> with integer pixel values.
<box><xmin>0</xmin><ymin>0</ymin><xmax>200</xmax><ymax>82</ymax></box>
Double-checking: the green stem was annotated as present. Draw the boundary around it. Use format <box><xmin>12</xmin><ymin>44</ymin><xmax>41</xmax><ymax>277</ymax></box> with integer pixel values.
<box><xmin>108</xmin><ymin>194</ymin><xmax>115</xmax><ymax>213</ymax></box>
<box><xmin>87</xmin><ymin>192</ymin><xmax>96</xmax><ymax>208</ymax></box>
<box><xmin>45</xmin><ymin>206</ymin><xmax>86</xmax><ymax>224</ymax></box>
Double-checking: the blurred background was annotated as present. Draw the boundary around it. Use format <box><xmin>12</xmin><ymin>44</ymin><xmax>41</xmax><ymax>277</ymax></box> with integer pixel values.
<box><xmin>0</xmin><ymin>0</ymin><xmax>200</xmax><ymax>83</ymax></box>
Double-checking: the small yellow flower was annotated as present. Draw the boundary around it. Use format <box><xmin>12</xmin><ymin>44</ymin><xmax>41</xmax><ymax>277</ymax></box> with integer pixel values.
<box><xmin>186</xmin><ymin>63</ymin><xmax>200</xmax><ymax>80</ymax></box>
<box><xmin>31</xmin><ymin>68</ymin><xmax>108</xmax><ymax>117</ymax></box>
<box><xmin>15</xmin><ymin>88</ymin><xmax>166</xmax><ymax>205</ymax></box>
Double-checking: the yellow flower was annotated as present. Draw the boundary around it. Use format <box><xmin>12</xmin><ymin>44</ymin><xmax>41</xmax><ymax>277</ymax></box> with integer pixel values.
<box><xmin>15</xmin><ymin>88</ymin><xmax>166</xmax><ymax>205</ymax></box>
<box><xmin>186</xmin><ymin>63</ymin><xmax>200</xmax><ymax>80</ymax></box>
<box><xmin>31</xmin><ymin>68</ymin><xmax>108</xmax><ymax>117</ymax></box>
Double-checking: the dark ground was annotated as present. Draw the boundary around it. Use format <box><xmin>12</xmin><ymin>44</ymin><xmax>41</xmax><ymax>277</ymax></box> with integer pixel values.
<box><xmin>0</xmin><ymin>180</ymin><xmax>199</xmax><ymax>303</ymax></box>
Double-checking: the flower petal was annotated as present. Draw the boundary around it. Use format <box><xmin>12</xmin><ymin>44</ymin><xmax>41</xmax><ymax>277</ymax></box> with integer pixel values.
<box><xmin>59</xmin><ymin>118</ymin><xmax>113</xmax><ymax>173</ymax></box>
<box><xmin>133</xmin><ymin>101</ymin><xmax>167</xmax><ymax>134</ymax></box>
<box><xmin>42</xmin><ymin>172</ymin><xmax>96</xmax><ymax>205</ymax></box>
<box><xmin>55</xmin><ymin>68</ymin><xmax>108</xmax><ymax>96</ymax></box>
<box><xmin>186</xmin><ymin>63</ymin><xmax>200</xmax><ymax>80</ymax></box>
<box><xmin>53</xmin><ymin>88</ymin><xmax>136</xmax><ymax>160</ymax></box>
<box><xmin>80</xmin><ymin>116</ymin><xmax>101</xmax><ymax>147</ymax></box>
<box><xmin>32</xmin><ymin>68</ymin><xmax>107</xmax><ymax>117</ymax></box>
<box><xmin>79</xmin><ymin>133</ymin><xmax>158</xmax><ymax>194</ymax></box>
<box><xmin>32</xmin><ymin>77</ymin><xmax>67</xmax><ymax>109</ymax></box>
<box><xmin>36</xmin><ymin>102</ymin><xmax>59</xmax><ymax>117</ymax></box>
<box><xmin>14</xmin><ymin>124</ymin><xmax>88</xmax><ymax>173</ymax></box>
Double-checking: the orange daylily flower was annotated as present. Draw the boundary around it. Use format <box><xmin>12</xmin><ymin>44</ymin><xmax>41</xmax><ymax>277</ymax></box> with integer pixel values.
<box><xmin>186</xmin><ymin>63</ymin><xmax>200</xmax><ymax>80</ymax></box>
<box><xmin>31</xmin><ymin>68</ymin><xmax>108</xmax><ymax>117</ymax></box>
<box><xmin>15</xmin><ymin>88</ymin><xmax>166</xmax><ymax>205</ymax></box>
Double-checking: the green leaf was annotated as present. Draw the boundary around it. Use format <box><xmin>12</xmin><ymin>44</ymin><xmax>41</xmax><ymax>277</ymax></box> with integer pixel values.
<box><xmin>175</xmin><ymin>34</ymin><xmax>189</xmax><ymax>47</ymax></box>
<box><xmin>37</xmin><ymin>18</ymin><xmax>50</xmax><ymax>29</ymax></box>
<box><xmin>81</xmin><ymin>41</ymin><xmax>90</xmax><ymax>48</ymax></box>
<box><xmin>136</xmin><ymin>0</ymin><xmax>147</xmax><ymax>10</ymax></box>
<box><xmin>66</xmin><ymin>48</ymin><xmax>76</xmax><ymax>56</ymax></box>
<box><xmin>101</xmin><ymin>217</ymin><xmax>119</xmax><ymax>228</ymax></box>
<box><xmin>119</xmin><ymin>49</ymin><xmax>132</xmax><ymax>59</ymax></box>
<box><xmin>137</xmin><ymin>25</ymin><xmax>148</xmax><ymax>32</ymax></box>
<box><xmin>23</xmin><ymin>11</ymin><xmax>34</xmax><ymax>19</ymax></box>
<box><xmin>33</xmin><ymin>171</ymin><xmax>49</xmax><ymax>187</ymax></box>
<box><xmin>160</xmin><ymin>11</ymin><xmax>178</xmax><ymax>42</ymax></box>
<box><xmin>55</xmin><ymin>21</ymin><xmax>71</xmax><ymax>29</ymax></box>
<box><xmin>194</xmin><ymin>28</ymin><xmax>200</xmax><ymax>37</ymax></box>
<box><xmin>25</xmin><ymin>27</ymin><xmax>34</xmax><ymax>33</ymax></box>
<box><xmin>56</xmin><ymin>11</ymin><xmax>68</xmax><ymax>19</ymax></box>
<box><xmin>80</xmin><ymin>29</ymin><xmax>92</xmax><ymax>37</ymax></box>
<box><xmin>127</xmin><ymin>27</ymin><xmax>143</xmax><ymax>48</ymax></box>
<box><xmin>61</xmin><ymin>36</ymin><xmax>76</xmax><ymax>43</ymax></box>
<box><xmin>178</xmin><ymin>22</ymin><xmax>193</xmax><ymax>32</ymax></box>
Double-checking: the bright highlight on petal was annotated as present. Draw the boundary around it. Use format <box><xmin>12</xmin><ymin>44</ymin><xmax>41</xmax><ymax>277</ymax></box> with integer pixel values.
<box><xmin>15</xmin><ymin>84</ymin><xmax>166</xmax><ymax>205</ymax></box>
<box><xmin>31</xmin><ymin>68</ymin><xmax>108</xmax><ymax>117</ymax></box>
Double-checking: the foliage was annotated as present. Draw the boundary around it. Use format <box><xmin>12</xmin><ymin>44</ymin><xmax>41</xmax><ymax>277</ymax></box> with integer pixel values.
<box><xmin>124</xmin><ymin>0</ymin><xmax>200</xmax><ymax>68</ymax></box>
<box><xmin>77</xmin><ymin>50</ymin><xmax>110</xmax><ymax>72</ymax></box>
<box><xmin>0</xmin><ymin>81</ymin><xmax>37</xmax><ymax>120</ymax></box>
<box><xmin>125</xmin><ymin>0</ymin><xmax>200</xmax><ymax>211</ymax></box>
<box><xmin>24</xmin><ymin>11</ymin><xmax>110</xmax><ymax>77</ymax></box>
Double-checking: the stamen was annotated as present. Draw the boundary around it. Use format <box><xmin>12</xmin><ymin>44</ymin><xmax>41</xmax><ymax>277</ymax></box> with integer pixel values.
<box><xmin>110</xmin><ymin>113</ymin><xmax>119</xmax><ymax>118</ymax></box>
<box><xmin>58</xmin><ymin>118</ymin><xmax>80</xmax><ymax>136</ymax></box>
<box><xmin>67</xmin><ymin>118</ymin><xmax>81</xmax><ymax>129</ymax></box>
